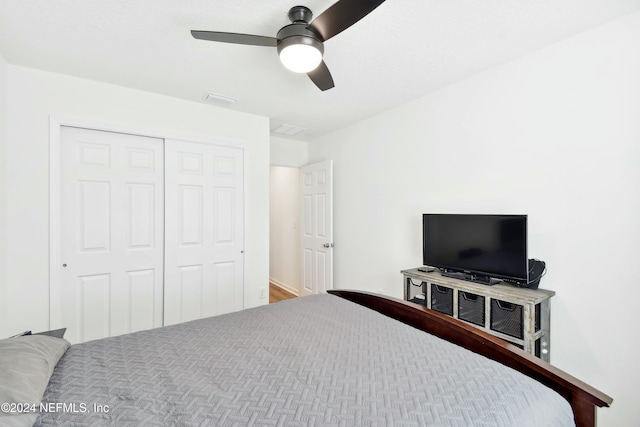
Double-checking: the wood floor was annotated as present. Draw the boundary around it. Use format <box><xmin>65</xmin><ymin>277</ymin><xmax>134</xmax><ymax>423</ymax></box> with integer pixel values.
<box><xmin>269</xmin><ymin>283</ymin><xmax>297</xmax><ymax>303</ymax></box>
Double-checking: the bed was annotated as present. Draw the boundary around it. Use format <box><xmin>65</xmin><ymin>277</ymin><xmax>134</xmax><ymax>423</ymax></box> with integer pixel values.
<box><xmin>1</xmin><ymin>291</ymin><xmax>611</xmax><ymax>426</ymax></box>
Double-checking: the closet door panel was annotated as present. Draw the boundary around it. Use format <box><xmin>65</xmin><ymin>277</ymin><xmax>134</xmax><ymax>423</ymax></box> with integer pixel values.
<box><xmin>58</xmin><ymin>127</ymin><xmax>164</xmax><ymax>344</ymax></box>
<box><xmin>164</xmin><ymin>139</ymin><xmax>244</xmax><ymax>326</ymax></box>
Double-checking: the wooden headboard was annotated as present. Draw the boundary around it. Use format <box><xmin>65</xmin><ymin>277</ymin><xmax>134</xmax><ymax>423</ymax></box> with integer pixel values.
<box><xmin>328</xmin><ymin>289</ymin><xmax>612</xmax><ymax>427</ymax></box>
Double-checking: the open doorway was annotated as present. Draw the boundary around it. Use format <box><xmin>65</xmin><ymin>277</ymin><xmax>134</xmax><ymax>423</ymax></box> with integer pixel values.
<box><xmin>269</xmin><ymin>166</ymin><xmax>300</xmax><ymax>301</ymax></box>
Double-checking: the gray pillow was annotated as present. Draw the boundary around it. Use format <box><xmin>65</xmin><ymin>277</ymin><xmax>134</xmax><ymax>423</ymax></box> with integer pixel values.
<box><xmin>33</xmin><ymin>328</ymin><xmax>66</xmax><ymax>339</ymax></box>
<box><xmin>0</xmin><ymin>335</ymin><xmax>70</xmax><ymax>424</ymax></box>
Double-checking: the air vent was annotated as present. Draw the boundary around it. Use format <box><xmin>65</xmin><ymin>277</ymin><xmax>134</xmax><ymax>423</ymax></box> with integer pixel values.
<box><xmin>203</xmin><ymin>92</ymin><xmax>237</xmax><ymax>106</ymax></box>
<box><xmin>271</xmin><ymin>124</ymin><xmax>306</xmax><ymax>136</ymax></box>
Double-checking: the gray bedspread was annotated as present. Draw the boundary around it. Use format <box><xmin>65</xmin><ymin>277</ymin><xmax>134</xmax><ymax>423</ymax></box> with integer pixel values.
<box><xmin>38</xmin><ymin>294</ymin><xmax>574</xmax><ymax>426</ymax></box>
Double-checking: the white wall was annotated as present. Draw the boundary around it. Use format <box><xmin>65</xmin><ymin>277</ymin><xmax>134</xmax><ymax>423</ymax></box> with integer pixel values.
<box><xmin>270</xmin><ymin>136</ymin><xmax>308</xmax><ymax>167</ymax></box>
<box><xmin>269</xmin><ymin>166</ymin><xmax>300</xmax><ymax>294</ymax></box>
<box><xmin>0</xmin><ymin>53</ymin><xmax>7</xmax><ymax>336</ymax></box>
<box><xmin>309</xmin><ymin>12</ymin><xmax>640</xmax><ymax>427</ymax></box>
<box><xmin>1</xmin><ymin>65</ymin><xmax>270</xmax><ymax>338</ymax></box>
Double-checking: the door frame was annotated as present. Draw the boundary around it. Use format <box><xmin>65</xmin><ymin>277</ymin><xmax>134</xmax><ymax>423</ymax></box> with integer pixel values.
<box><xmin>48</xmin><ymin>117</ymin><xmax>248</xmax><ymax>329</ymax></box>
<box><xmin>268</xmin><ymin>165</ymin><xmax>302</xmax><ymax>296</ymax></box>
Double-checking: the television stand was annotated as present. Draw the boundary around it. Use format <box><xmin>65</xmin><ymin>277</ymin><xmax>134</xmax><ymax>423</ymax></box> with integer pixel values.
<box><xmin>402</xmin><ymin>268</ymin><xmax>555</xmax><ymax>361</ymax></box>
<box><xmin>441</xmin><ymin>270</ymin><xmax>501</xmax><ymax>285</ymax></box>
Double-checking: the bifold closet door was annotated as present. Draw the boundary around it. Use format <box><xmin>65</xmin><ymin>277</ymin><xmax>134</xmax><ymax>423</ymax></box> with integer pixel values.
<box><xmin>58</xmin><ymin>127</ymin><xmax>165</xmax><ymax>344</ymax></box>
<box><xmin>163</xmin><ymin>139</ymin><xmax>244</xmax><ymax>326</ymax></box>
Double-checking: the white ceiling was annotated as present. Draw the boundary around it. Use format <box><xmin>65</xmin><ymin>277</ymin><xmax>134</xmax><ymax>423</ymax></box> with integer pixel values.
<box><xmin>1</xmin><ymin>0</ymin><xmax>639</xmax><ymax>140</ymax></box>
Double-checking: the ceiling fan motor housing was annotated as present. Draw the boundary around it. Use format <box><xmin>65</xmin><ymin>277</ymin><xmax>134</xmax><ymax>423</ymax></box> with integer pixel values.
<box><xmin>276</xmin><ymin>24</ymin><xmax>324</xmax><ymax>56</ymax></box>
<box><xmin>277</xmin><ymin>5</ymin><xmax>324</xmax><ymax>57</ymax></box>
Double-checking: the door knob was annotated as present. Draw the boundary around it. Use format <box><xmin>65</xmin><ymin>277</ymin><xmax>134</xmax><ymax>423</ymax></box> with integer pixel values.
<box><xmin>322</xmin><ymin>243</ymin><xmax>334</xmax><ymax>248</ymax></box>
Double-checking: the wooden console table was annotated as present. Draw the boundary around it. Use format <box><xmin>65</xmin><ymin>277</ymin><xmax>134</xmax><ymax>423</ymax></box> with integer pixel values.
<box><xmin>402</xmin><ymin>268</ymin><xmax>554</xmax><ymax>361</ymax></box>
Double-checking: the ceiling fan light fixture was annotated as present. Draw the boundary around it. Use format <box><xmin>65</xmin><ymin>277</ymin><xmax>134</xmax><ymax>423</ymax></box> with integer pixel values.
<box><xmin>277</xmin><ymin>35</ymin><xmax>323</xmax><ymax>73</ymax></box>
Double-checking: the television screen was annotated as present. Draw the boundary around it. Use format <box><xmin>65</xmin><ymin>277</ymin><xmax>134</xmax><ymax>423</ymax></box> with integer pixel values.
<box><xmin>422</xmin><ymin>214</ymin><xmax>528</xmax><ymax>283</ymax></box>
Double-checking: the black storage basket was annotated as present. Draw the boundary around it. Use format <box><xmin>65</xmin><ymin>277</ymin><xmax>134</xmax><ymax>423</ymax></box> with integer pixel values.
<box><xmin>406</xmin><ymin>278</ymin><xmax>427</xmax><ymax>306</ymax></box>
<box><xmin>490</xmin><ymin>299</ymin><xmax>524</xmax><ymax>339</ymax></box>
<box><xmin>458</xmin><ymin>291</ymin><xmax>485</xmax><ymax>326</ymax></box>
<box><xmin>431</xmin><ymin>284</ymin><xmax>453</xmax><ymax>316</ymax></box>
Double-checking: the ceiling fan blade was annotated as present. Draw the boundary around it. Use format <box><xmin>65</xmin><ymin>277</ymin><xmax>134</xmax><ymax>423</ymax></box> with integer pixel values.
<box><xmin>191</xmin><ymin>30</ymin><xmax>277</xmax><ymax>47</ymax></box>
<box><xmin>307</xmin><ymin>61</ymin><xmax>335</xmax><ymax>91</ymax></box>
<box><xmin>308</xmin><ymin>0</ymin><xmax>387</xmax><ymax>41</ymax></box>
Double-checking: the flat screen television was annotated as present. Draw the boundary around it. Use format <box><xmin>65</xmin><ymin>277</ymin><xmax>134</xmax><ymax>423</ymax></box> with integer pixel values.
<box><xmin>422</xmin><ymin>214</ymin><xmax>528</xmax><ymax>285</ymax></box>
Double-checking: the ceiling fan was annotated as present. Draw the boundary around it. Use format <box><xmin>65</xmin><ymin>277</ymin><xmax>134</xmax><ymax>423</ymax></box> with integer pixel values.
<box><xmin>191</xmin><ymin>0</ymin><xmax>388</xmax><ymax>91</ymax></box>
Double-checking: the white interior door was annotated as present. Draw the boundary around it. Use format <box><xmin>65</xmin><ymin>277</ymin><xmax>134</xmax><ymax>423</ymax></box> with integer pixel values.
<box><xmin>164</xmin><ymin>139</ymin><xmax>244</xmax><ymax>325</ymax></box>
<box><xmin>300</xmin><ymin>160</ymin><xmax>333</xmax><ymax>296</ymax></box>
<box><xmin>58</xmin><ymin>127</ymin><xmax>164</xmax><ymax>344</ymax></box>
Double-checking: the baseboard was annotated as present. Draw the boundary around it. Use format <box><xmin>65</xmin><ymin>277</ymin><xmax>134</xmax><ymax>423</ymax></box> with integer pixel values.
<box><xmin>268</xmin><ymin>278</ymin><xmax>299</xmax><ymax>296</ymax></box>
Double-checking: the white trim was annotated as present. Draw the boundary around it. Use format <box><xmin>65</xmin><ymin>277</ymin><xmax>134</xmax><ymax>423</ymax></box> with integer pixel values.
<box><xmin>48</xmin><ymin>116</ymin><xmax>249</xmax><ymax>330</ymax></box>
<box><xmin>48</xmin><ymin>116</ymin><xmax>247</xmax><ymax>150</ymax></box>
<box><xmin>269</xmin><ymin>279</ymin><xmax>299</xmax><ymax>297</ymax></box>
<box><xmin>49</xmin><ymin>117</ymin><xmax>62</xmax><ymax>329</ymax></box>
